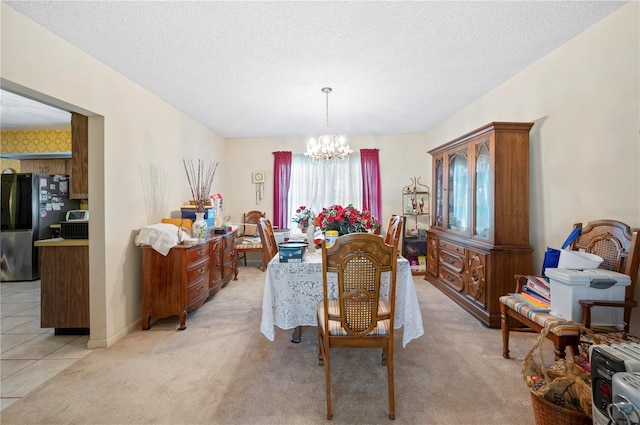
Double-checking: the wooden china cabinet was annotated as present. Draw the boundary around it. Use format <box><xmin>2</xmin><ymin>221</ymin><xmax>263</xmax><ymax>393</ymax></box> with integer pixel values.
<box><xmin>426</xmin><ymin>122</ymin><xmax>533</xmax><ymax>328</ymax></box>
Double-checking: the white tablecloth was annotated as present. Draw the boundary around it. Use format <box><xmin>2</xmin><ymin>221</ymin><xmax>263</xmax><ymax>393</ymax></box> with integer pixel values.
<box><xmin>260</xmin><ymin>249</ymin><xmax>424</xmax><ymax>347</ymax></box>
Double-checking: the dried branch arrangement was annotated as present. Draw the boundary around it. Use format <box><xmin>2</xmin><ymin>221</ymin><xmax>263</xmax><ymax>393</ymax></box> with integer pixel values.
<box><xmin>183</xmin><ymin>159</ymin><xmax>219</xmax><ymax>213</ymax></box>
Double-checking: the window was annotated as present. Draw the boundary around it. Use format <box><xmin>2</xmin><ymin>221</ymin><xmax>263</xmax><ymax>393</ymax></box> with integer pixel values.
<box><xmin>288</xmin><ymin>153</ymin><xmax>362</xmax><ymax>226</ymax></box>
<box><xmin>273</xmin><ymin>149</ymin><xmax>380</xmax><ymax>229</ymax></box>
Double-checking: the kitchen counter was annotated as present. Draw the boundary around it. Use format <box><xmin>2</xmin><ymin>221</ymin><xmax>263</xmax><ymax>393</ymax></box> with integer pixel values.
<box><xmin>35</xmin><ymin>238</ymin><xmax>89</xmax><ymax>247</ymax></box>
<box><xmin>34</xmin><ymin>238</ymin><xmax>89</xmax><ymax>332</ymax></box>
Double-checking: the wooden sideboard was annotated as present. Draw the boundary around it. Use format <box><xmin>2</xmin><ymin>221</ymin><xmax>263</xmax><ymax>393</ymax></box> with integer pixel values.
<box><xmin>141</xmin><ymin>231</ymin><xmax>236</xmax><ymax>330</ymax></box>
<box><xmin>220</xmin><ymin>231</ymin><xmax>237</xmax><ymax>288</ymax></box>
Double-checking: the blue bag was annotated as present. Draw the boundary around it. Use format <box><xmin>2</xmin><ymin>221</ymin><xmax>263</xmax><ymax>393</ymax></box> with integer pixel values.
<box><xmin>541</xmin><ymin>227</ymin><xmax>581</xmax><ymax>276</ymax></box>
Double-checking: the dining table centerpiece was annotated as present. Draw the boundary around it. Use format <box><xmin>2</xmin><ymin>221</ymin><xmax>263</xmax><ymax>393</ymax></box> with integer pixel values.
<box><xmin>291</xmin><ymin>205</ymin><xmax>315</xmax><ymax>233</ymax></box>
<box><xmin>316</xmin><ymin>204</ymin><xmax>380</xmax><ymax>236</ymax></box>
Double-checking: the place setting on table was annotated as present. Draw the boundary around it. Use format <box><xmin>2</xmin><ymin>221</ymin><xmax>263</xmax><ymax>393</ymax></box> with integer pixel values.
<box><xmin>259</xmin><ymin>204</ymin><xmax>425</xmax><ymax>346</ymax></box>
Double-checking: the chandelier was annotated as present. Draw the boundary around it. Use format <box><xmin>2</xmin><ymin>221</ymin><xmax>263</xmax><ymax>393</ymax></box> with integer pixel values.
<box><xmin>304</xmin><ymin>87</ymin><xmax>352</xmax><ymax>161</ymax></box>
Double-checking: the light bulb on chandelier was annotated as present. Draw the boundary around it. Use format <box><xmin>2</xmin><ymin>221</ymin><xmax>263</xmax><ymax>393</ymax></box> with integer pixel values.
<box><xmin>304</xmin><ymin>87</ymin><xmax>352</xmax><ymax>161</ymax></box>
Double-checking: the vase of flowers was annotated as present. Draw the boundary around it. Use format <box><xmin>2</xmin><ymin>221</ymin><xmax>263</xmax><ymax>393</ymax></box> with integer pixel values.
<box><xmin>316</xmin><ymin>204</ymin><xmax>380</xmax><ymax>236</ymax></box>
<box><xmin>183</xmin><ymin>159</ymin><xmax>218</xmax><ymax>241</ymax></box>
<box><xmin>192</xmin><ymin>212</ymin><xmax>208</xmax><ymax>241</ymax></box>
<box><xmin>291</xmin><ymin>206</ymin><xmax>314</xmax><ymax>233</ymax></box>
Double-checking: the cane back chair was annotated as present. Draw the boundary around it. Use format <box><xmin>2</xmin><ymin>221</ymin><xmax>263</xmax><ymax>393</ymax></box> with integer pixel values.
<box><xmin>500</xmin><ymin>219</ymin><xmax>640</xmax><ymax>360</ymax></box>
<box><xmin>235</xmin><ymin>211</ymin><xmax>266</xmax><ymax>272</ymax></box>
<box><xmin>317</xmin><ymin>232</ymin><xmax>399</xmax><ymax>420</ymax></box>
<box><xmin>257</xmin><ymin>217</ymin><xmax>279</xmax><ymax>271</ymax></box>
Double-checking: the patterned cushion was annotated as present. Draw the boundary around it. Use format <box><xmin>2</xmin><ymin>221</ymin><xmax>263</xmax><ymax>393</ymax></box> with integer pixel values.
<box><xmin>236</xmin><ymin>237</ymin><xmax>262</xmax><ymax>250</ymax></box>
<box><xmin>317</xmin><ymin>299</ymin><xmax>390</xmax><ymax>336</ymax></box>
<box><xmin>499</xmin><ymin>295</ymin><xmax>580</xmax><ymax>336</ymax></box>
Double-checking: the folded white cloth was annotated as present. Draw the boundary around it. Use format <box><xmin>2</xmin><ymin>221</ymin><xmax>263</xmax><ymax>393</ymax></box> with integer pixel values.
<box><xmin>135</xmin><ymin>223</ymin><xmax>181</xmax><ymax>256</ymax></box>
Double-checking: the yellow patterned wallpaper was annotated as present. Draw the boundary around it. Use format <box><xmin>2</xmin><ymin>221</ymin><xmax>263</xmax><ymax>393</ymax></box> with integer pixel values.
<box><xmin>1</xmin><ymin>129</ymin><xmax>72</xmax><ymax>153</ymax></box>
<box><xmin>1</xmin><ymin>130</ymin><xmax>71</xmax><ymax>172</ymax></box>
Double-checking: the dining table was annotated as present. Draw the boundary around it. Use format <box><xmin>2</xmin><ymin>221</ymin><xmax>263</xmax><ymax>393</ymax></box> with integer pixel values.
<box><xmin>260</xmin><ymin>247</ymin><xmax>425</xmax><ymax>347</ymax></box>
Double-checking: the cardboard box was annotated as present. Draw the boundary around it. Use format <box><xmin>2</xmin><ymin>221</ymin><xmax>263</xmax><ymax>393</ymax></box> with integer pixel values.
<box><xmin>180</xmin><ymin>206</ymin><xmax>215</xmax><ymax>228</ymax></box>
<box><xmin>545</xmin><ymin>268</ymin><xmax>631</xmax><ymax>328</ymax></box>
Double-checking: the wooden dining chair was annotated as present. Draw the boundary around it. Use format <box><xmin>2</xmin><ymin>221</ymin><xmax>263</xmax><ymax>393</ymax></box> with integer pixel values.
<box><xmin>235</xmin><ymin>210</ymin><xmax>266</xmax><ymax>267</ymax></box>
<box><xmin>257</xmin><ymin>217</ymin><xmax>279</xmax><ymax>270</ymax></box>
<box><xmin>383</xmin><ymin>215</ymin><xmax>404</xmax><ymax>249</ymax></box>
<box><xmin>317</xmin><ymin>233</ymin><xmax>399</xmax><ymax>420</ymax></box>
<box><xmin>500</xmin><ymin>219</ymin><xmax>640</xmax><ymax>360</ymax></box>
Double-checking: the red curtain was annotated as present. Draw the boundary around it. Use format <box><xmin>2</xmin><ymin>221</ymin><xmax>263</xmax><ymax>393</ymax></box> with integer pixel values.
<box><xmin>360</xmin><ymin>148</ymin><xmax>381</xmax><ymax>220</ymax></box>
<box><xmin>272</xmin><ymin>151</ymin><xmax>292</xmax><ymax>228</ymax></box>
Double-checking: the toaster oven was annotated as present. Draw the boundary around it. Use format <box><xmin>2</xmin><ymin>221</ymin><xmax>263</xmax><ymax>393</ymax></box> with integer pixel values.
<box><xmin>61</xmin><ymin>221</ymin><xmax>89</xmax><ymax>239</ymax></box>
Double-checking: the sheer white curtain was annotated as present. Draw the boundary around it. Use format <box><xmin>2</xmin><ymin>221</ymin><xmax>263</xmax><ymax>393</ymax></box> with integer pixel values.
<box><xmin>288</xmin><ymin>153</ymin><xmax>362</xmax><ymax>230</ymax></box>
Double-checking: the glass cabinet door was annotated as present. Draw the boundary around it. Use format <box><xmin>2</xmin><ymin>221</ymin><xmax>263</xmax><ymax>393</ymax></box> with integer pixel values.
<box><xmin>433</xmin><ymin>156</ymin><xmax>444</xmax><ymax>228</ymax></box>
<box><xmin>474</xmin><ymin>142</ymin><xmax>491</xmax><ymax>238</ymax></box>
<box><xmin>447</xmin><ymin>148</ymin><xmax>468</xmax><ymax>233</ymax></box>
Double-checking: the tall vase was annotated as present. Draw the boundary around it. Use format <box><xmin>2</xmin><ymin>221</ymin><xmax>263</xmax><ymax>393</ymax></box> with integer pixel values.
<box><xmin>307</xmin><ymin>223</ymin><xmax>316</xmax><ymax>253</ymax></box>
<box><xmin>192</xmin><ymin>212</ymin><xmax>208</xmax><ymax>241</ymax></box>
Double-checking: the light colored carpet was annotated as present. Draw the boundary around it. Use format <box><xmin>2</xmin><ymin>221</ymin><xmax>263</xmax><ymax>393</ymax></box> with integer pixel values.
<box><xmin>1</xmin><ymin>266</ymin><xmax>542</xmax><ymax>424</ymax></box>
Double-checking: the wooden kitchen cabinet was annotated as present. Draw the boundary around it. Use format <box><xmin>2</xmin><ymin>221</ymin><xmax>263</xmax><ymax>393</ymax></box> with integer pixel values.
<box><xmin>20</xmin><ymin>158</ymin><xmax>70</xmax><ymax>175</ymax></box>
<box><xmin>426</xmin><ymin>122</ymin><xmax>533</xmax><ymax>328</ymax></box>
<box><xmin>35</xmin><ymin>240</ymin><xmax>89</xmax><ymax>332</ymax></box>
<box><xmin>70</xmin><ymin>112</ymin><xmax>88</xmax><ymax>199</ymax></box>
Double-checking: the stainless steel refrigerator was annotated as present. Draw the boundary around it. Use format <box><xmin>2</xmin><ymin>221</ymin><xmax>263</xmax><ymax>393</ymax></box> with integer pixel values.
<box><xmin>1</xmin><ymin>173</ymin><xmax>80</xmax><ymax>281</ymax></box>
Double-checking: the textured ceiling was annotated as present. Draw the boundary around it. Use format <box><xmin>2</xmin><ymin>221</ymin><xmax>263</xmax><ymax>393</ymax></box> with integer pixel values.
<box><xmin>2</xmin><ymin>1</ymin><xmax>627</xmax><ymax>138</ymax></box>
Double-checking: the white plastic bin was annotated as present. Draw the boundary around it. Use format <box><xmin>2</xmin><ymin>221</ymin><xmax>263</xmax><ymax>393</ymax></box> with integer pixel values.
<box><xmin>545</xmin><ymin>268</ymin><xmax>631</xmax><ymax>328</ymax></box>
<box><xmin>557</xmin><ymin>249</ymin><xmax>603</xmax><ymax>269</ymax></box>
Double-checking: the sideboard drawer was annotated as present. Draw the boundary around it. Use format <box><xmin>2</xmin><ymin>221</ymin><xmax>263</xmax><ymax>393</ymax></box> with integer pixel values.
<box><xmin>186</xmin><ymin>275</ymin><xmax>209</xmax><ymax>307</ymax></box>
<box><xmin>186</xmin><ymin>261</ymin><xmax>210</xmax><ymax>284</ymax></box>
<box><xmin>439</xmin><ymin>250</ymin><xmax>465</xmax><ymax>273</ymax></box>
<box><xmin>223</xmin><ymin>247</ymin><xmax>236</xmax><ymax>263</ymax></box>
<box><xmin>438</xmin><ymin>266</ymin><xmax>464</xmax><ymax>292</ymax></box>
<box><xmin>186</xmin><ymin>245</ymin><xmax>209</xmax><ymax>264</ymax></box>
<box><xmin>439</xmin><ymin>239</ymin><xmax>465</xmax><ymax>255</ymax></box>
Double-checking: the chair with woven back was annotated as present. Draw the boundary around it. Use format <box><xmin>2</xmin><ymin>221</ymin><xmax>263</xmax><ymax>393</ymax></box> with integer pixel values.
<box><xmin>317</xmin><ymin>232</ymin><xmax>399</xmax><ymax>420</ymax></box>
<box><xmin>500</xmin><ymin>219</ymin><xmax>640</xmax><ymax>360</ymax></box>
<box><xmin>257</xmin><ymin>217</ymin><xmax>279</xmax><ymax>271</ymax></box>
<box><xmin>383</xmin><ymin>215</ymin><xmax>404</xmax><ymax>250</ymax></box>
<box><xmin>235</xmin><ymin>211</ymin><xmax>266</xmax><ymax>273</ymax></box>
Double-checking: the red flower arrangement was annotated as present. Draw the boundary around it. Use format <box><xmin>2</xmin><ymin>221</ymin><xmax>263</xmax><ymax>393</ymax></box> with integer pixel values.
<box><xmin>316</xmin><ymin>204</ymin><xmax>380</xmax><ymax>235</ymax></box>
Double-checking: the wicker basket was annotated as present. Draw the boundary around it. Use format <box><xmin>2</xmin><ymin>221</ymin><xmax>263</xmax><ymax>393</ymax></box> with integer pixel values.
<box><xmin>530</xmin><ymin>391</ymin><xmax>592</xmax><ymax>425</ymax></box>
<box><xmin>523</xmin><ymin>321</ymin><xmax>596</xmax><ymax>425</ymax></box>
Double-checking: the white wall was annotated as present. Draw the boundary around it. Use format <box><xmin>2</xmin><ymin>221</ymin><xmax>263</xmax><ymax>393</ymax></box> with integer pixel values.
<box><xmin>1</xmin><ymin>4</ymin><xmax>227</xmax><ymax>347</ymax></box>
<box><xmin>224</xmin><ymin>134</ymin><xmax>429</xmax><ymax>231</ymax></box>
<box><xmin>225</xmin><ymin>2</ymin><xmax>640</xmax><ymax>330</ymax></box>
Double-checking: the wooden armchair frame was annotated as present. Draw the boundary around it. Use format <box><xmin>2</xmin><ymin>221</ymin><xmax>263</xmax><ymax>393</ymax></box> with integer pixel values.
<box><xmin>235</xmin><ymin>211</ymin><xmax>266</xmax><ymax>271</ymax></box>
<box><xmin>500</xmin><ymin>219</ymin><xmax>640</xmax><ymax>360</ymax></box>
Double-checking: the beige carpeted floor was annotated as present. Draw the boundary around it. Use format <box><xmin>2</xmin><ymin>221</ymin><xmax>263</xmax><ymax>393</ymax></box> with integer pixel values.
<box><xmin>1</xmin><ymin>266</ymin><xmax>543</xmax><ymax>425</ymax></box>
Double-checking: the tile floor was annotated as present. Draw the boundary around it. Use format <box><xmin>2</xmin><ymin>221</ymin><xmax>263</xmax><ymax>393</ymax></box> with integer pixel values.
<box><xmin>1</xmin><ymin>279</ymin><xmax>91</xmax><ymax>412</ymax></box>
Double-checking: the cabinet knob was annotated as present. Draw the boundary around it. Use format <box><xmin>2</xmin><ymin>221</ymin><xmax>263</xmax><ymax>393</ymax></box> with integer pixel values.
<box><xmin>198</xmin><ymin>267</ymin><xmax>206</xmax><ymax>275</ymax></box>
